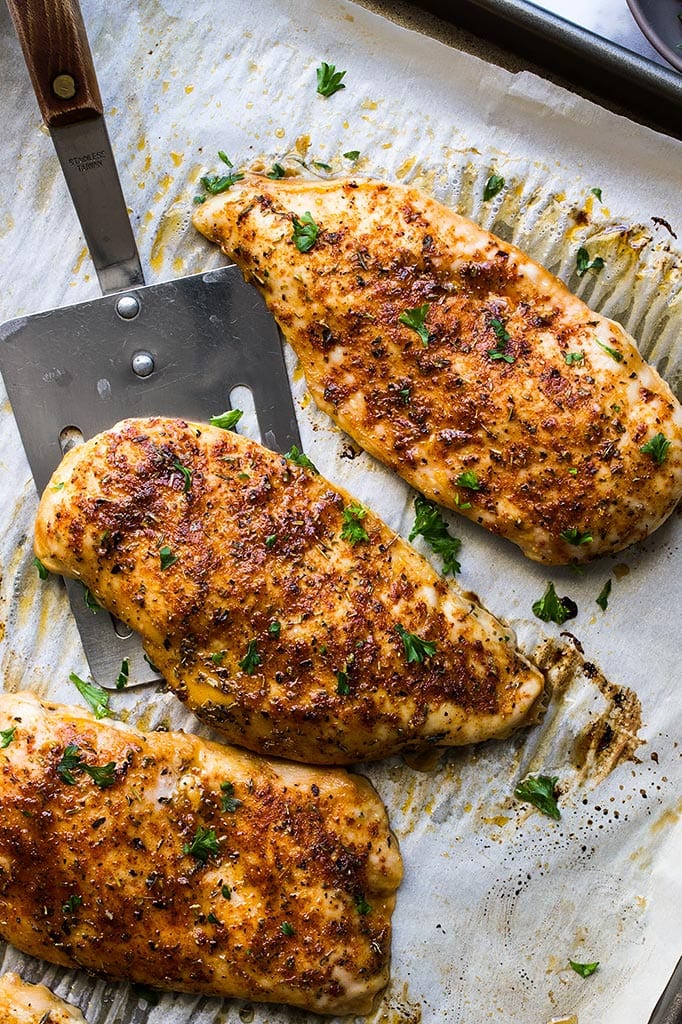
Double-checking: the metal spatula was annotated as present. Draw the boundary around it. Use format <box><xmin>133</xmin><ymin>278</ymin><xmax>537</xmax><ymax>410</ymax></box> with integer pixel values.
<box><xmin>0</xmin><ymin>0</ymin><xmax>300</xmax><ymax>687</ymax></box>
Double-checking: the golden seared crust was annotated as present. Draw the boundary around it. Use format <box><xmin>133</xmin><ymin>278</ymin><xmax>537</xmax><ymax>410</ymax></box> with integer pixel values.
<box><xmin>34</xmin><ymin>418</ymin><xmax>545</xmax><ymax>764</ymax></box>
<box><xmin>0</xmin><ymin>693</ymin><xmax>401</xmax><ymax>1015</ymax></box>
<box><xmin>193</xmin><ymin>174</ymin><xmax>682</xmax><ymax>565</ymax></box>
<box><xmin>0</xmin><ymin>972</ymin><xmax>88</xmax><ymax>1023</ymax></box>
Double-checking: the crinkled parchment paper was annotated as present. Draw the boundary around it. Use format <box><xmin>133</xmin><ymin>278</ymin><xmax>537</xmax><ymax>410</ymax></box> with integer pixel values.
<box><xmin>0</xmin><ymin>1</ymin><xmax>680</xmax><ymax>1022</ymax></box>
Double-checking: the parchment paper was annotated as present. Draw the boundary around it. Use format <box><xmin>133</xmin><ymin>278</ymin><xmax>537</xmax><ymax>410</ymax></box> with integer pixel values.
<box><xmin>0</xmin><ymin>2</ymin><xmax>680</xmax><ymax>1022</ymax></box>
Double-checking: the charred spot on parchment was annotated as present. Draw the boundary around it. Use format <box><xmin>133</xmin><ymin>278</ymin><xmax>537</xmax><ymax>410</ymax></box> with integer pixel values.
<box><xmin>534</xmin><ymin>637</ymin><xmax>642</xmax><ymax>786</ymax></box>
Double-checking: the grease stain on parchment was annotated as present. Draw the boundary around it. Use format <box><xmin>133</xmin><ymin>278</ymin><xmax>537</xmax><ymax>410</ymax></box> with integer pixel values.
<box><xmin>367</xmin><ymin>979</ymin><xmax>422</xmax><ymax>1024</ymax></box>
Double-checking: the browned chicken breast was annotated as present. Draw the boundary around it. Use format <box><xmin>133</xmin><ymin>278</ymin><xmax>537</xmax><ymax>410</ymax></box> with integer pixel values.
<box><xmin>34</xmin><ymin>417</ymin><xmax>544</xmax><ymax>764</ymax></box>
<box><xmin>0</xmin><ymin>972</ymin><xmax>87</xmax><ymax>1024</ymax></box>
<box><xmin>0</xmin><ymin>692</ymin><xmax>401</xmax><ymax>1015</ymax></box>
<box><xmin>193</xmin><ymin>174</ymin><xmax>682</xmax><ymax>565</ymax></box>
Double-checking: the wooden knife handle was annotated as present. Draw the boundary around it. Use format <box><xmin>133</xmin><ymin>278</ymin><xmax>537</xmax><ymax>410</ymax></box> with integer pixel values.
<box><xmin>6</xmin><ymin>0</ymin><xmax>103</xmax><ymax>128</ymax></box>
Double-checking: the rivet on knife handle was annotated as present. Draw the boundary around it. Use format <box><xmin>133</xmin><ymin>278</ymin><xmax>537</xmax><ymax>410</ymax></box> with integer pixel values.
<box><xmin>6</xmin><ymin>0</ymin><xmax>103</xmax><ymax>128</ymax></box>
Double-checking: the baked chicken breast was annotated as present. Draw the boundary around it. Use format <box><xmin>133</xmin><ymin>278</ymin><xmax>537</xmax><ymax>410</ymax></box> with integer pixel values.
<box><xmin>0</xmin><ymin>692</ymin><xmax>401</xmax><ymax>1015</ymax></box>
<box><xmin>0</xmin><ymin>972</ymin><xmax>87</xmax><ymax>1024</ymax></box>
<box><xmin>34</xmin><ymin>417</ymin><xmax>544</xmax><ymax>764</ymax></box>
<box><xmin>193</xmin><ymin>174</ymin><xmax>682</xmax><ymax>565</ymax></box>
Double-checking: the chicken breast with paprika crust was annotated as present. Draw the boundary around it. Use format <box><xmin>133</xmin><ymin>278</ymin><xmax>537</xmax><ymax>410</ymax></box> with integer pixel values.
<box><xmin>0</xmin><ymin>692</ymin><xmax>401</xmax><ymax>1015</ymax></box>
<box><xmin>34</xmin><ymin>417</ymin><xmax>545</xmax><ymax>764</ymax></box>
<box><xmin>0</xmin><ymin>973</ymin><xmax>87</xmax><ymax>1024</ymax></box>
<box><xmin>192</xmin><ymin>174</ymin><xmax>682</xmax><ymax>564</ymax></box>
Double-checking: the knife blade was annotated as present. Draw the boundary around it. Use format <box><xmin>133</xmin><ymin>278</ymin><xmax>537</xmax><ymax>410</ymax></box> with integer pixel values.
<box><xmin>6</xmin><ymin>0</ymin><xmax>144</xmax><ymax>295</ymax></box>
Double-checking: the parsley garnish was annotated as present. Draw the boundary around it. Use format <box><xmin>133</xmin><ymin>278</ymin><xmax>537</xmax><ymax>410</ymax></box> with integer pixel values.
<box><xmin>265</xmin><ymin>534</ymin><xmax>277</xmax><ymax>549</ymax></box>
<box><xmin>207</xmin><ymin>912</ymin><xmax>220</xmax><ymax>925</ymax></box>
<box><xmin>395</xmin><ymin>623</ymin><xmax>436</xmax><ymax>664</ymax></box>
<box><xmin>115</xmin><ymin>658</ymin><xmax>130</xmax><ymax>689</ymax></box>
<box><xmin>488</xmin><ymin>317</ymin><xmax>515</xmax><ymax>363</ymax></box>
<box><xmin>514</xmin><ymin>774</ymin><xmax>560</xmax><ymax>819</ymax></box>
<box><xmin>355</xmin><ymin>895</ymin><xmax>371</xmax><ymax>915</ymax></box>
<box><xmin>239</xmin><ymin>639</ymin><xmax>262</xmax><ymax>675</ymax></box>
<box><xmin>569</xmin><ymin>960</ymin><xmax>599</xmax><ymax>978</ymax></box>
<box><xmin>56</xmin><ymin>745</ymin><xmax>116</xmax><ymax>788</ymax></box>
<box><xmin>640</xmin><ymin>432</ymin><xmax>671</xmax><ymax>465</ymax></box>
<box><xmin>34</xmin><ymin>556</ymin><xmax>48</xmax><ymax>581</ymax></box>
<box><xmin>267</xmin><ymin>163</ymin><xmax>286</xmax><ymax>179</ymax></box>
<box><xmin>335</xmin><ymin>669</ymin><xmax>350</xmax><ymax>696</ymax></box>
<box><xmin>292</xmin><ymin>211</ymin><xmax>320</xmax><ymax>253</ymax></box>
<box><xmin>218</xmin><ymin>151</ymin><xmax>232</xmax><ymax>166</ymax></box>
<box><xmin>576</xmin><ymin>246</ymin><xmax>605</xmax><ymax>277</ymax></box>
<box><xmin>409</xmin><ymin>495</ymin><xmax>462</xmax><ymax>575</ymax></box>
<box><xmin>343</xmin><ymin>150</ymin><xmax>360</xmax><ymax>160</ymax></box>
<box><xmin>268</xmin><ymin>621</ymin><xmax>281</xmax><ymax>637</ymax></box>
<box><xmin>532</xmin><ymin>582</ymin><xmax>574</xmax><ymax>625</ymax></box>
<box><xmin>69</xmin><ymin>672</ymin><xmax>111</xmax><ymax>720</ymax></box>
<box><xmin>200</xmin><ymin>164</ymin><xmax>245</xmax><ymax>195</ymax></box>
<box><xmin>564</xmin><ymin>351</ymin><xmax>584</xmax><ymax>365</ymax></box>
<box><xmin>210</xmin><ymin>409</ymin><xmax>243</xmax><ymax>431</ymax></box>
<box><xmin>312</xmin><ymin>160</ymin><xmax>332</xmax><ymax>172</ymax></box>
<box><xmin>399</xmin><ymin>303</ymin><xmax>431</xmax><ymax>346</ymax></box>
<box><xmin>62</xmin><ymin>894</ymin><xmax>83</xmax><ymax>914</ymax></box>
<box><xmin>0</xmin><ymin>726</ymin><xmax>16</xmax><ymax>748</ymax></box>
<box><xmin>280</xmin><ymin>921</ymin><xmax>295</xmax><ymax>936</ymax></box>
<box><xmin>183</xmin><ymin>825</ymin><xmax>221</xmax><ymax>863</ymax></box>
<box><xmin>341</xmin><ymin>504</ymin><xmax>369</xmax><ymax>544</ymax></box>
<box><xmin>211</xmin><ymin>650</ymin><xmax>225</xmax><ymax>665</ymax></box>
<box><xmin>399</xmin><ymin>387</ymin><xmax>411</xmax><ymax>404</ymax></box>
<box><xmin>285</xmin><ymin>445</ymin><xmax>318</xmax><ymax>474</ymax></box>
<box><xmin>316</xmin><ymin>62</ymin><xmax>346</xmax><ymax>97</ymax></box>
<box><xmin>560</xmin><ymin>527</ymin><xmax>593</xmax><ymax>546</ymax></box>
<box><xmin>83</xmin><ymin>586</ymin><xmax>102</xmax><ymax>613</ymax></box>
<box><xmin>590</xmin><ymin>187</ymin><xmax>603</xmax><ymax>202</ymax></box>
<box><xmin>172</xmin><ymin>459</ymin><xmax>192</xmax><ymax>492</ymax></box>
<box><xmin>483</xmin><ymin>174</ymin><xmax>505</xmax><ymax>200</ymax></box>
<box><xmin>222</xmin><ymin>884</ymin><xmax>232</xmax><ymax>899</ymax></box>
<box><xmin>220</xmin><ymin>781</ymin><xmax>242</xmax><ymax>813</ymax></box>
<box><xmin>594</xmin><ymin>337</ymin><xmax>623</xmax><ymax>363</ymax></box>
<box><xmin>455</xmin><ymin>470</ymin><xmax>480</xmax><ymax>491</ymax></box>
<box><xmin>596</xmin><ymin>579</ymin><xmax>612</xmax><ymax>611</ymax></box>
<box><xmin>144</xmin><ymin>653</ymin><xmax>160</xmax><ymax>673</ymax></box>
<box><xmin>159</xmin><ymin>545</ymin><xmax>178</xmax><ymax>570</ymax></box>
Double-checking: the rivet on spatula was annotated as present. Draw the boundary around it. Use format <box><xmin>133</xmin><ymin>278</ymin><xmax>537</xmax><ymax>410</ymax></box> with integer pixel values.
<box><xmin>131</xmin><ymin>351</ymin><xmax>154</xmax><ymax>377</ymax></box>
<box><xmin>52</xmin><ymin>74</ymin><xmax>77</xmax><ymax>99</ymax></box>
<box><xmin>116</xmin><ymin>294</ymin><xmax>140</xmax><ymax>320</ymax></box>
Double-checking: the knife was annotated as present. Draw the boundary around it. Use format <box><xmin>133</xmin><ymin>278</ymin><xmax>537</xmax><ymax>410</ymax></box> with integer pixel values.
<box><xmin>6</xmin><ymin>0</ymin><xmax>144</xmax><ymax>295</ymax></box>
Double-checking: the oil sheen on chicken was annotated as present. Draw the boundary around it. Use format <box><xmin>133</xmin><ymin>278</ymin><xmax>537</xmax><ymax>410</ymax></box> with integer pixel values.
<box><xmin>193</xmin><ymin>174</ymin><xmax>682</xmax><ymax>564</ymax></box>
<box><xmin>34</xmin><ymin>417</ymin><xmax>545</xmax><ymax>764</ymax></box>
<box><xmin>0</xmin><ymin>972</ymin><xmax>88</xmax><ymax>1024</ymax></box>
<box><xmin>0</xmin><ymin>693</ymin><xmax>402</xmax><ymax>1015</ymax></box>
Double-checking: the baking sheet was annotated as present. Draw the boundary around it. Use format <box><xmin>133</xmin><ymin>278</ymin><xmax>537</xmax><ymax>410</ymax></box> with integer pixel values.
<box><xmin>0</xmin><ymin>1</ymin><xmax>681</xmax><ymax>1022</ymax></box>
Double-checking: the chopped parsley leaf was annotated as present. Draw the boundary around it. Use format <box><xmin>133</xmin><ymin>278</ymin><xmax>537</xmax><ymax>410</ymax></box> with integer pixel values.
<box><xmin>514</xmin><ymin>774</ymin><xmax>560</xmax><ymax>819</ymax></box>
<box><xmin>335</xmin><ymin>669</ymin><xmax>350</xmax><ymax>695</ymax></box>
<box><xmin>183</xmin><ymin>825</ymin><xmax>221</xmax><ymax>863</ymax></box>
<box><xmin>595</xmin><ymin>579</ymin><xmax>612</xmax><ymax>612</ymax></box>
<box><xmin>285</xmin><ymin>445</ymin><xmax>318</xmax><ymax>474</ymax></box>
<box><xmin>222</xmin><ymin>884</ymin><xmax>232</xmax><ymax>899</ymax></box>
<box><xmin>218</xmin><ymin>151</ymin><xmax>232</xmax><ymax>167</ymax></box>
<box><xmin>640</xmin><ymin>432</ymin><xmax>671</xmax><ymax>465</ymax></box>
<box><xmin>564</xmin><ymin>351</ymin><xmax>585</xmax><ymax>365</ymax></box>
<box><xmin>399</xmin><ymin>303</ymin><xmax>431</xmax><ymax>346</ymax></box>
<box><xmin>316</xmin><ymin>62</ymin><xmax>346</xmax><ymax>97</ymax></box>
<box><xmin>207</xmin><ymin>912</ymin><xmax>220</xmax><ymax>925</ymax></box>
<box><xmin>560</xmin><ymin>527</ymin><xmax>593</xmax><ymax>546</ymax></box>
<box><xmin>210</xmin><ymin>409</ymin><xmax>243</xmax><ymax>431</ymax></box>
<box><xmin>211</xmin><ymin>650</ymin><xmax>225</xmax><ymax>665</ymax></box>
<box><xmin>62</xmin><ymin>894</ymin><xmax>83</xmax><ymax>914</ymax></box>
<box><xmin>595</xmin><ymin>337</ymin><xmax>623</xmax><ymax>363</ymax></box>
<box><xmin>265</xmin><ymin>534</ymin><xmax>277</xmax><ymax>549</ymax></box>
<box><xmin>483</xmin><ymin>174</ymin><xmax>505</xmax><ymax>201</ymax></box>
<box><xmin>292</xmin><ymin>211</ymin><xmax>320</xmax><ymax>253</ymax></box>
<box><xmin>569</xmin><ymin>960</ymin><xmax>599</xmax><ymax>977</ymax></box>
<box><xmin>172</xmin><ymin>459</ymin><xmax>192</xmax><ymax>492</ymax></box>
<box><xmin>532</xmin><ymin>582</ymin><xmax>574</xmax><ymax>625</ymax></box>
<box><xmin>355</xmin><ymin>895</ymin><xmax>371</xmax><ymax>915</ymax></box>
<box><xmin>69</xmin><ymin>672</ymin><xmax>111</xmax><ymax>719</ymax></box>
<box><xmin>34</xmin><ymin>556</ymin><xmax>49</xmax><ymax>581</ymax></box>
<box><xmin>0</xmin><ymin>726</ymin><xmax>16</xmax><ymax>748</ymax></box>
<box><xmin>221</xmin><ymin>781</ymin><xmax>242</xmax><ymax>813</ymax></box>
<box><xmin>399</xmin><ymin>387</ymin><xmax>411</xmax><ymax>404</ymax></box>
<box><xmin>312</xmin><ymin>160</ymin><xmax>332</xmax><ymax>171</ymax></box>
<box><xmin>576</xmin><ymin>246</ymin><xmax>605</xmax><ymax>277</ymax></box>
<box><xmin>56</xmin><ymin>744</ymin><xmax>116</xmax><ymax>788</ymax></box>
<box><xmin>267</xmin><ymin>163</ymin><xmax>286</xmax><ymax>179</ymax></box>
<box><xmin>409</xmin><ymin>494</ymin><xmax>462</xmax><ymax>575</ymax></box>
<box><xmin>239</xmin><ymin>639</ymin><xmax>262</xmax><ymax>675</ymax></box>
<box><xmin>200</xmin><ymin>169</ymin><xmax>245</xmax><ymax>195</ymax></box>
<box><xmin>280</xmin><ymin>921</ymin><xmax>296</xmax><ymax>936</ymax></box>
<box><xmin>590</xmin><ymin>187</ymin><xmax>603</xmax><ymax>202</ymax></box>
<box><xmin>115</xmin><ymin>658</ymin><xmax>130</xmax><ymax>690</ymax></box>
<box><xmin>487</xmin><ymin>317</ymin><xmax>515</xmax><ymax>363</ymax></box>
<box><xmin>83</xmin><ymin>585</ymin><xmax>102</xmax><ymax>613</ymax></box>
<box><xmin>82</xmin><ymin>761</ymin><xmax>116</xmax><ymax>788</ymax></box>
<box><xmin>268</xmin><ymin>621</ymin><xmax>281</xmax><ymax>637</ymax></box>
<box><xmin>159</xmin><ymin>545</ymin><xmax>178</xmax><ymax>570</ymax></box>
<box><xmin>341</xmin><ymin>504</ymin><xmax>369</xmax><ymax>544</ymax></box>
<box><xmin>395</xmin><ymin>623</ymin><xmax>436</xmax><ymax>664</ymax></box>
<box><xmin>455</xmin><ymin>470</ymin><xmax>481</xmax><ymax>491</ymax></box>
<box><xmin>343</xmin><ymin>150</ymin><xmax>360</xmax><ymax>160</ymax></box>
